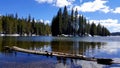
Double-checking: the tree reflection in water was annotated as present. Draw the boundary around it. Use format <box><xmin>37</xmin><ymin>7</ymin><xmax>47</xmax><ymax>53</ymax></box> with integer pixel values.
<box><xmin>0</xmin><ymin>37</ymin><xmax>110</xmax><ymax>68</ymax></box>
<box><xmin>0</xmin><ymin>36</ymin><xmax>105</xmax><ymax>57</ymax></box>
<box><xmin>51</xmin><ymin>40</ymin><xmax>105</xmax><ymax>57</ymax></box>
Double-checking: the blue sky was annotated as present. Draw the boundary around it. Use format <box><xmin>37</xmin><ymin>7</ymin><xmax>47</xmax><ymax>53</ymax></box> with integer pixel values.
<box><xmin>0</xmin><ymin>0</ymin><xmax>120</xmax><ymax>32</ymax></box>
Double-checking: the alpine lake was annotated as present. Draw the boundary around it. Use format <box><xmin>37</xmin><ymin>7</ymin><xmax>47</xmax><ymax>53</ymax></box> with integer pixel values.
<box><xmin>0</xmin><ymin>36</ymin><xmax>120</xmax><ymax>68</ymax></box>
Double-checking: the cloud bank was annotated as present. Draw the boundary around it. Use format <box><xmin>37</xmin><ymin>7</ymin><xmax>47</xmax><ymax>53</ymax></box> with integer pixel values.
<box><xmin>35</xmin><ymin>0</ymin><xmax>120</xmax><ymax>14</ymax></box>
<box><xmin>74</xmin><ymin>0</ymin><xmax>111</xmax><ymax>13</ymax></box>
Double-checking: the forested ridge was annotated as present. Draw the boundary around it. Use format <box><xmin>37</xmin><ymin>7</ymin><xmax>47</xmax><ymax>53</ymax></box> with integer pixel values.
<box><xmin>51</xmin><ymin>6</ymin><xmax>110</xmax><ymax>36</ymax></box>
<box><xmin>0</xmin><ymin>14</ymin><xmax>51</xmax><ymax>36</ymax></box>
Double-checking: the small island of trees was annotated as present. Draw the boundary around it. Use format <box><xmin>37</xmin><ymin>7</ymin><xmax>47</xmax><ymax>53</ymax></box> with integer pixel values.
<box><xmin>51</xmin><ymin>6</ymin><xmax>110</xmax><ymax>36</ymax></box>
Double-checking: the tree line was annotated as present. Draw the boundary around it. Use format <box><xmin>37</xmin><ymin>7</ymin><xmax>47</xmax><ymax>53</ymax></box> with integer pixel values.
<box><xmin>0</xmin><ymin>14</ymin><xmax>51</xmax><ymax>36</ymax></box>
<box><xmin>51</xmin><ymin>6</ymin><xmax>110</xmax><ymax>36</ymax></box>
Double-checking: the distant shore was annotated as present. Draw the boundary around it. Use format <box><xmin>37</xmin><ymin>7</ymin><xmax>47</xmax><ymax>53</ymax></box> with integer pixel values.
<box><xmin>0</xmin><ymin>34</ymin><xmax>52</xmax><ymax>36</ymax></box>
<box><xmin>0</xmin><ymin>33</ymin><xmax>118</xmax><ymax>37</ymax></box>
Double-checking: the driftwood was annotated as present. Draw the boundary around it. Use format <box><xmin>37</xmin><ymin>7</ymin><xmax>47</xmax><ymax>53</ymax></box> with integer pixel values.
<box><xmin>4</xmin><ymin>46</ymin><xmax>115</xmax><ymax>65</ymax></box>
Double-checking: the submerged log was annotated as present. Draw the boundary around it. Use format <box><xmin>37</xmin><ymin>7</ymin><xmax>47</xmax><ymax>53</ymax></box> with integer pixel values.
<box><xmin>4</xmin><ymin>46</ymin><xmax>114</xmax><ymax>65</ymax></box>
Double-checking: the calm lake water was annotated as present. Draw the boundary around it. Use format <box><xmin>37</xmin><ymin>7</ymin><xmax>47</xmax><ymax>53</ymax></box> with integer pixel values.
<box><xmin>0</xmin><ymin>36</ymin><xmax>120</xmax><ymax>68</ymax></box>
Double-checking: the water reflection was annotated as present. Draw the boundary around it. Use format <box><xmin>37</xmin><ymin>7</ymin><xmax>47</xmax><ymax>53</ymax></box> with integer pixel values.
<box><xmin>0</xmin><ymin>36</ymin><xmax>106</xmax><ymax>57</ymax></box>
<box><xmin>51</xmin><ymin>40</ymin><xmax>104</xmax><ymax>57</ymax></box>
<box><xmin>1</xmin><ymin>36</ymin><xmax>120</xmax><ymax>68</ymax></box>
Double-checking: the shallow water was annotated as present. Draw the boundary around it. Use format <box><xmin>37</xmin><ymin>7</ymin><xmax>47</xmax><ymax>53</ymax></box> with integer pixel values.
<box><xmin>0</xmin><ymin>36</ymin><xmax>120</xmax><ymax>68</ymax></box>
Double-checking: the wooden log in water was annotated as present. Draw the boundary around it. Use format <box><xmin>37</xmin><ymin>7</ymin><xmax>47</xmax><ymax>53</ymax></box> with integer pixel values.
<box><xmin>4</xmin><ymin>46</ymin><xmax>95</xmax><ymax>60</ymax></box>
<box><xmin>4</xmin><ymin>46</ymin><xmax>114</xmax><ymax>65</ymax></box>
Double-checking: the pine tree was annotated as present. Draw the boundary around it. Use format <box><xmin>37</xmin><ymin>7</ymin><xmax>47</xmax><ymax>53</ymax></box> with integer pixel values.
<box><xmin>31</xmin><ymin>18</ymin><xmax>35</xmax><ymax>34</ymax></box>
<box><xmin>62</xmin><ymin>6</ymin><xmax>68</xmax><ymax>34</ymax></box>
<box><xmin>51</xmin><ymin>16</ymin><xmax>59</xmax><ymax>36</ymax></box>
<box><xmin>26</xmin><ymin>15</ymin><xmax>31</xmax><ymax>35</ymax></box>
<box><xmin>74</xmin><ymin>9</ymin><xmax>79</xmax><ymax>35</ymax></box>
<box><xmin>70</xmin><ymin>8</ymin><xmax>74</xmax><ymax>35</ymax></box>
<box><xmin>82</xmin><ymin>17</ymin><xmax>87</xmax><ymax>35</ymax></box>
<box><xmin>78</xmin><ymin>15</ymin><xmax>84</xmax><ymax>36</ymax></box>
<box><xmin>45</xmin><ymin>23</ymin><xmax>51</xmax><ymax>35</ymax></box>
<box><xmin>90</xmin><ymin>22</ymin><xmax>97</xmax><ymax>36</ymax></box>
<box><xmin>86</xmin><ymin>22</ymin><xmax>91</xmax><ymax>35</ymax></box>
<box><xmin>58</xmin><ymin>8</ymin><xmax>63</xmax><ymax>35</ymax></box>
<box><xmin>97</xmin><ymin>23</ymin><xmax>102</xmax><ymax>36</ymax></box>
<box><xmin>101</xmin><ymin>27</ymin><xmax>110</xmax><ymax>36</ymax></box>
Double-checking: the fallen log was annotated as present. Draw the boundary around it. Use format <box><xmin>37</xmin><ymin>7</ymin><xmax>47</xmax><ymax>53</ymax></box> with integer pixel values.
<box><xmin>4</xmin><ymin>46</ymin><xmax>115</xmax><ymax>65</ymax></box>
<box><xmin>5</xmin><ymin>46</ymin><xmax>88</xmax><ymax>59</ymax></box>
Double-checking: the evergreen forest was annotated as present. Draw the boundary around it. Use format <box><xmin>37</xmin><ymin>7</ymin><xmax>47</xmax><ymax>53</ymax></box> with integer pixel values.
<box><xmin>0</xmin><ymin>6</ymin><xmax>110</xmax><ymax>37</ymax></box>
<box><xmin>51</xmin><ymin>6</ymin><xmax>110</xmax><ymax>36</ymax></box>
<box><xmin>0</xmin><ymin>14</ymin><xmax>51</xmax><ymax>36</ymax></box>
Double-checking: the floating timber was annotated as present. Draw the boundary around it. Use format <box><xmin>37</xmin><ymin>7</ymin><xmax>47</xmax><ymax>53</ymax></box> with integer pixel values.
<box><xmin>4</xmin><ymin>46</ymin><xmax>115</xmax><ymax>65</ymax></box>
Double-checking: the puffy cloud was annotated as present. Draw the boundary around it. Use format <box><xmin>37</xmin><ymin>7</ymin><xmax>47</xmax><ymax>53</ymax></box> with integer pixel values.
<box><xmin>112</xmin><ymin>7</ymin><xmax>120</xmax><ymax>14</ymax></box>
<box><xmin>35</xmin><ymin>0</ymin><xmax>120</xmax><ymax>14</ymax></box>
<box><xmin>35</xmin><ymin>0</ymin><xmax>75</xmax><ymax>7</ymax></box>
<box><xmin>90</xmin><ymin>19</ymin><xmax>120</xmax><ymax>32</ymax></box>
<box><xmin>74</xmin><ymin>0</ymin><xmax>111</xmax><ymax>13</ymax></box>
<box><xmin>55</xmin><ymin>0</ymin><xmax>73</xmax><ymax>7</ymax></box>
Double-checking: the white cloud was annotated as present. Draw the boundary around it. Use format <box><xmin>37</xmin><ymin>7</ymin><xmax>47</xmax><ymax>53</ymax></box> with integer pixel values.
<box><xmin>39</xmin><ymin>19</ymin><xmax>51</xmax><ymax>24</ymax></box>
<box><xmin>35</xmin><ymin>0</ymin><xmax>120</xmax><ymax>14</ymax></box>
<box><xmin>39</xmin><ymin>19</ymin><xmax>44</xmax><ymax>22</ymax></box>
<box><xmin>74</xmin><ymin>0</ymin><xmax>111</xmax><ymax>13</ymax></box>
<box><xmin>90</xmin><ymin>19</ymin><xmax>120</xmax><ymax>32</ymax></box>
<box><xmin>44</xmin><ymin>20</ymin><xmax>50</xmax><ymax>24</ymax></box>
<box><xmin>35</xmin><ymin>0</ymin><xmax>75</xmax><ymax>7</ymax></box>
<box><xmin>55</xmin><ymin>0</ymin><xmax>74</xmax><ymax>7</ymax></box>
<box><xmin>112</xmin><ymin>7</ymin><xmax>120</xmax><ymax>14</ymax></box>
<box><xmin>55</xmin><ymin>0</ymin><xmax>69</xmax><ymax>7</ymax></box>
